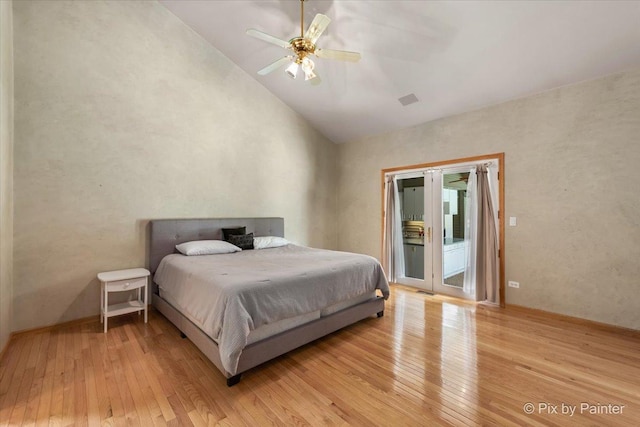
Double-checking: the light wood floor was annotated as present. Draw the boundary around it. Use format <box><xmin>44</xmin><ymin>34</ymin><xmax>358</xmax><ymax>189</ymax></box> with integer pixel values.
<box><xmin>1</xmin><ymin>285</ymin><xmax>639</xmax><ymax>426</ymax></box>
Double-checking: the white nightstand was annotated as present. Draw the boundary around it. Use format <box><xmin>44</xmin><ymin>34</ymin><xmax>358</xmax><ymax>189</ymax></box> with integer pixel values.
<box><xmin>98</xmin><ymin>268</ymin><xmax>150</xmax><ymax>333</ymax></box>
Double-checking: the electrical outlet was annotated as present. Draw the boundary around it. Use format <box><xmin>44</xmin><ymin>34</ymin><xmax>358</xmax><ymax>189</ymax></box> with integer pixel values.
<box><xmin>508</xmin><ymin>281</ymin><xmax>520</xmax><ymax>288</ymax></box>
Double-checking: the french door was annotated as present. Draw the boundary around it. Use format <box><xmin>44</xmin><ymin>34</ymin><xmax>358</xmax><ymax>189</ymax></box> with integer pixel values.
<box><xmin>384</xmin><ymin>154</ymin><xmax>503</xmax><ymax>304</ymax></box>
<box><xmin>396</xmin><ymin>169</ymin><xmax>472</xmax><ymax>299</ymax></box>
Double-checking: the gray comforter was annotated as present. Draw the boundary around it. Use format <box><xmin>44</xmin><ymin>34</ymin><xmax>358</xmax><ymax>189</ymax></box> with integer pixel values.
<box><xmin>154</xmin><ymin>244</ymin><xmax>390</xmax><ymax>375</ymax></box>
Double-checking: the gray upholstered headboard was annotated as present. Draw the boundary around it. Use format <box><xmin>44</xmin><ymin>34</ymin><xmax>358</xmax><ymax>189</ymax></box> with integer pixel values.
<box><xmin>149</xmin><ymin>217</ymin><xmax>284</xmax><ymax>273</ymax></box>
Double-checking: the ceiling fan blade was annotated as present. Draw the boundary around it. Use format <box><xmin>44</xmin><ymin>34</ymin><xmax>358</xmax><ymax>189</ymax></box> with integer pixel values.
<box><xmin>246</xmin><ymin>29</ymin><xmax>291</xmax><ymax>49</ymax></box>
<box><xmin>257</xmin><ymin>56</ymin><xmax>292</xmax><ymax>76</ymax></box>
<box><xmin>315</xmin><ymin>48</ymin><xmax>361</xmax><ymax>62</ymax></box>
<box><xmin>305</xmin><ymin>14</ymin><xmax>331</xmax><ymax>44</ymax></box>
<box><xmin>448</xmin><ymin>176</ymin><xmax>469</xmax><ymax>183</ymax></box>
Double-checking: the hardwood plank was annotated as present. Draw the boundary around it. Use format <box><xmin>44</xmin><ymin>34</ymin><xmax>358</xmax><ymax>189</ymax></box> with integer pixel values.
<box><xmin>83</xmin><ymin>361</ymin><xmax>100</xmax><ymax>427</ymax></box>
<box><xmin>118</xmin><ymin>327</ymin><xmax>162</xmax><ymax>424</ymax></box>
<box><xmin>117</xmin><ymin>345</ymin><xmax>154</xmax><ymax>425</ymax></box>
<box><xmin>86</xmin><ymin>329</ymin><xmax>112</xmax><ymax>424</ymax></box>
<box><xmin>123</xmin><ymin>324</ymin><xmax>176</xmax><ymax>423</ymax></box>
<box><xmin>34</xmin><ymin>330</ymin><xmax>58</xmax><ymax>427</ymax></box>
<box><xmin>179</xmin><ymin>347</ymin><xmax>259</xmax><ymax>426</ymax></box>
<box><xmin>7</xmin><ymin>367</ymin><xmax>35</xmax><ymax>426</ymax></box>
<box><xmin>73</xmin><ymin>348</ymin><xmax>88</xmax><ymax>426</ymax></box>
<box><xmin>1</xmin><ymin>286</ymin><xmax>639</xmax><ymax>426</ymax></box>
<box><xmin>166</xmin><ymin>393</ymin><xmax>194</xmax><ymax>427</ymax></box>
<box><xmin>48</xmin><ymin>328</ymin><xmax>67</xmax><ymax>426</ymax></box>
<box><xmin>3</xmin><ymin>335</ymin><xmax>36</xmax><ymax>427</ymax></box>
<box><xmin>0</xmin><ymin>337</ymin><xmax>26</xmax><ymax>426</ymax></box>
<box><xmin>106</xmin><ymin>327</ymin><xmax>140</xmax><ymax>427</ymax></box>
<box><xmin>61</xmin><ymin>327</ymin><xmax>77</xmax><ymax>426</ymax></box>
<box><xmin>186</xmin><ymin>409</ymin><xmax>206</xmax><ymax>427</ymax></box>
<box><xmin>150</xmin><ymin>334</ymin><xmax>197</xmax><ymax>418</ymax></box>
<box><xmin>178</xmin><ymin>357</ymin><xmax>226</xmax><ymax>424</ymax></box>
<box><xmin>93</xmin><ymin>331</ymin><xmax>125</xmax><ymax>426</ymax></box>
<box><xmin>22</xmin><ymin>332</ymin><xmax>51</xmax><ymax>427</ymax></box>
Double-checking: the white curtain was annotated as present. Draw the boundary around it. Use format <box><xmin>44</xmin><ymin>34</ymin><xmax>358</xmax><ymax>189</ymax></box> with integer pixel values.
<box><xmin>382</xmin><ymin>175</ymin><xmax>405</xmax><ymax>281</ymax></box>
<box><xmin>462</xmin><ymin>167</ymin><xmax>478</xmax><ymax>296</ymax></box>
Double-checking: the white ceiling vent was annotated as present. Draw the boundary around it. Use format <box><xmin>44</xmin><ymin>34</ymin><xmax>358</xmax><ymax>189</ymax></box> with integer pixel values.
<box><xmin>398</xmin><ymin>93</ymin><xmax>419</xmax><ymax>106</ymax></box>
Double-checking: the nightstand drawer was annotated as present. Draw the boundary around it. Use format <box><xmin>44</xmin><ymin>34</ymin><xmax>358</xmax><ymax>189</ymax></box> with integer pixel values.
<box><xmin>105</xmin><ymin>276</ymin><xmax>147</xmax><ymax>292</ymax></box>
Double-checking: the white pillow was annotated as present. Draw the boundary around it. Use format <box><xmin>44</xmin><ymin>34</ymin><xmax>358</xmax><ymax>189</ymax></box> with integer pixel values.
<box><xmin>253</xmin><ymin>236</ymin><xmax>289</xmax><ymax>250</ymax></box>
<box><xmin>175</xmin><ymin>240</ymin><xmax>241</xmax><ymax>256</ymax></box>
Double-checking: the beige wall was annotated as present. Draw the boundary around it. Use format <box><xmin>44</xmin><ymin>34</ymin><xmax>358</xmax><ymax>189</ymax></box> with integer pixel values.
<box><xmin>13</xmin><ymin>1</ymin><xmax>338</xmax><ymax>331</ymax></box>
<box><xmin>0</xmin><ymin>0</ymin><xmax>14</xmax><ymax>349</ymax></box>
<box><xmin>338</xmin><ymin>69</ymin><xmax>640</xmax><ymax>330</ymax></box>
<box><xmin>9</xmin><ymin>0</ymin><xmax>640</xmax><ymax>334</ymax></box>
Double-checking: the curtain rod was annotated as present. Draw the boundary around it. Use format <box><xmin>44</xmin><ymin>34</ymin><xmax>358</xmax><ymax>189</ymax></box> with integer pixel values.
<box><xmin>384</xmin><ymin>159</ymin><xmax>496</xmax><ymax>178</ymax></box>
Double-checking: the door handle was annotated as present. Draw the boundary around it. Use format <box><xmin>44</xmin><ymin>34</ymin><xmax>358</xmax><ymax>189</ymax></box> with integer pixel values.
<box><xmin>426</xmin><ymin>227</ymin><xmax>431</xmax><ymax>243</ymax></box>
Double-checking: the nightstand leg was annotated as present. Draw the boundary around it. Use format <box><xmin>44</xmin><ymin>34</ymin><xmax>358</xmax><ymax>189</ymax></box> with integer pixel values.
<box><xmin>100</xmin><ymin>282</ymin><xmax>104</xmax><ymax>324</ymax></box>
<box><xmin>104</xmin><ymin>285</ymin><xmax>108</xmax><ymax>333</ymax></box>
<box><xmin>144</xmin><ymin>279</ymin><xmax>148</xmax><ymax>324</ymax></box>
<box><xmin>137</xmin><ymin>287</ymin><xmax>141</xmax><ymax>315</ymax></box>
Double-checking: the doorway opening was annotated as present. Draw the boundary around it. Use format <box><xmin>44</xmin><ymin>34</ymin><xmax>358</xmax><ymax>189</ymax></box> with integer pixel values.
<box><xmin>381</xmin><ymin>154</ymin><xmax>504</xmax><ymax>305</ymax></box>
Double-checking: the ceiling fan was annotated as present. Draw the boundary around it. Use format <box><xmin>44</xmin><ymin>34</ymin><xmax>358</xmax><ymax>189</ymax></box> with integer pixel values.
<box><xmin>448</xmin><ymin>174</ymin><xmax>470</xmax><ymax>184</ymax></box>
<box><xmin>246</xmin><ymin>0</ymin><xmax>361</xmax><ymax>84</ymax></box>
<box><xmin>449</xmin><ymin>177</ymin><xmax>468</xmax><ymax>183</ymax></box>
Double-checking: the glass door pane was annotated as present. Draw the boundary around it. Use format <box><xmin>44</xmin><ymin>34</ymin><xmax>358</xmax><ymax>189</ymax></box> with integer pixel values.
<box><xmin>434</xmin><ymin>170</ymin><xmax>473</xmax><ymax>299</ymax></box>
<box><xmin>396</xmin><ymin>176</ymin><xmax>429</xmax><ymax>290</ymax></box>
<box><xmin>443</xmin><ymin>172</ymin><xmax>468</xmax><ymax>287</ymax></box>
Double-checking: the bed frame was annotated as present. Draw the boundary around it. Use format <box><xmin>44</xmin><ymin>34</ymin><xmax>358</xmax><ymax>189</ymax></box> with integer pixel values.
<box><xmin>149</xmin><ymin>218</ymin><xmax>384</xmax><ymax>386</ymax></box>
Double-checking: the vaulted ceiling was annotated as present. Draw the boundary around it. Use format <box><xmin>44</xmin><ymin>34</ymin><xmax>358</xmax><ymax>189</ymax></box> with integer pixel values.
<box><xmin>160</xmin><ymin>1</ymin><xmax>640</xmax><ymax>143</ymax></box>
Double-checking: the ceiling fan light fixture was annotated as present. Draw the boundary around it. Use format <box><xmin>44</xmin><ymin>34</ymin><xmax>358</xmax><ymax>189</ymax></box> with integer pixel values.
<box><xmin>301</xmin><ymin>57</ymin><xmax>315</xmax><ymax>80</ymax></box>
<box><xmin>285</xmin><ymin>61</ymin><xmax>299</xmax><ymax>79</ymax></box>
<box><xmin>304</xmin><ymin>69</ymin><xmax>317</xmax><ymax>81</ymax></box>
<box><xmin>301</xmin><ymin>57</ymin><xmax>314</xmax><ymax>71</ymax></box>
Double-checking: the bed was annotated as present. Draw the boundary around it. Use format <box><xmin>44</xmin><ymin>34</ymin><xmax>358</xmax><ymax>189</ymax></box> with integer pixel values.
<box><xmin>149</xmin><ymin>218</ymin><xmax>389</xmax><ymax>386</ymax></box>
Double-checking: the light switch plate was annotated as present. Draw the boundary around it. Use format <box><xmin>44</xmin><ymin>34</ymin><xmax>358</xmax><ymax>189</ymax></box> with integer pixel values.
<box><xmin>509</xmin><ymin>216</ymin><xmax>517</xmax><ymax>226</ymax></box>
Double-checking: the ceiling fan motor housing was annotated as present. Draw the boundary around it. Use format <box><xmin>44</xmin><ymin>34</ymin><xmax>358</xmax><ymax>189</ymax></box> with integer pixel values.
<box><xmin>290</xmin><ymin>37</ymin><xmax>316</xmax><ymax>60</ymax></box>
